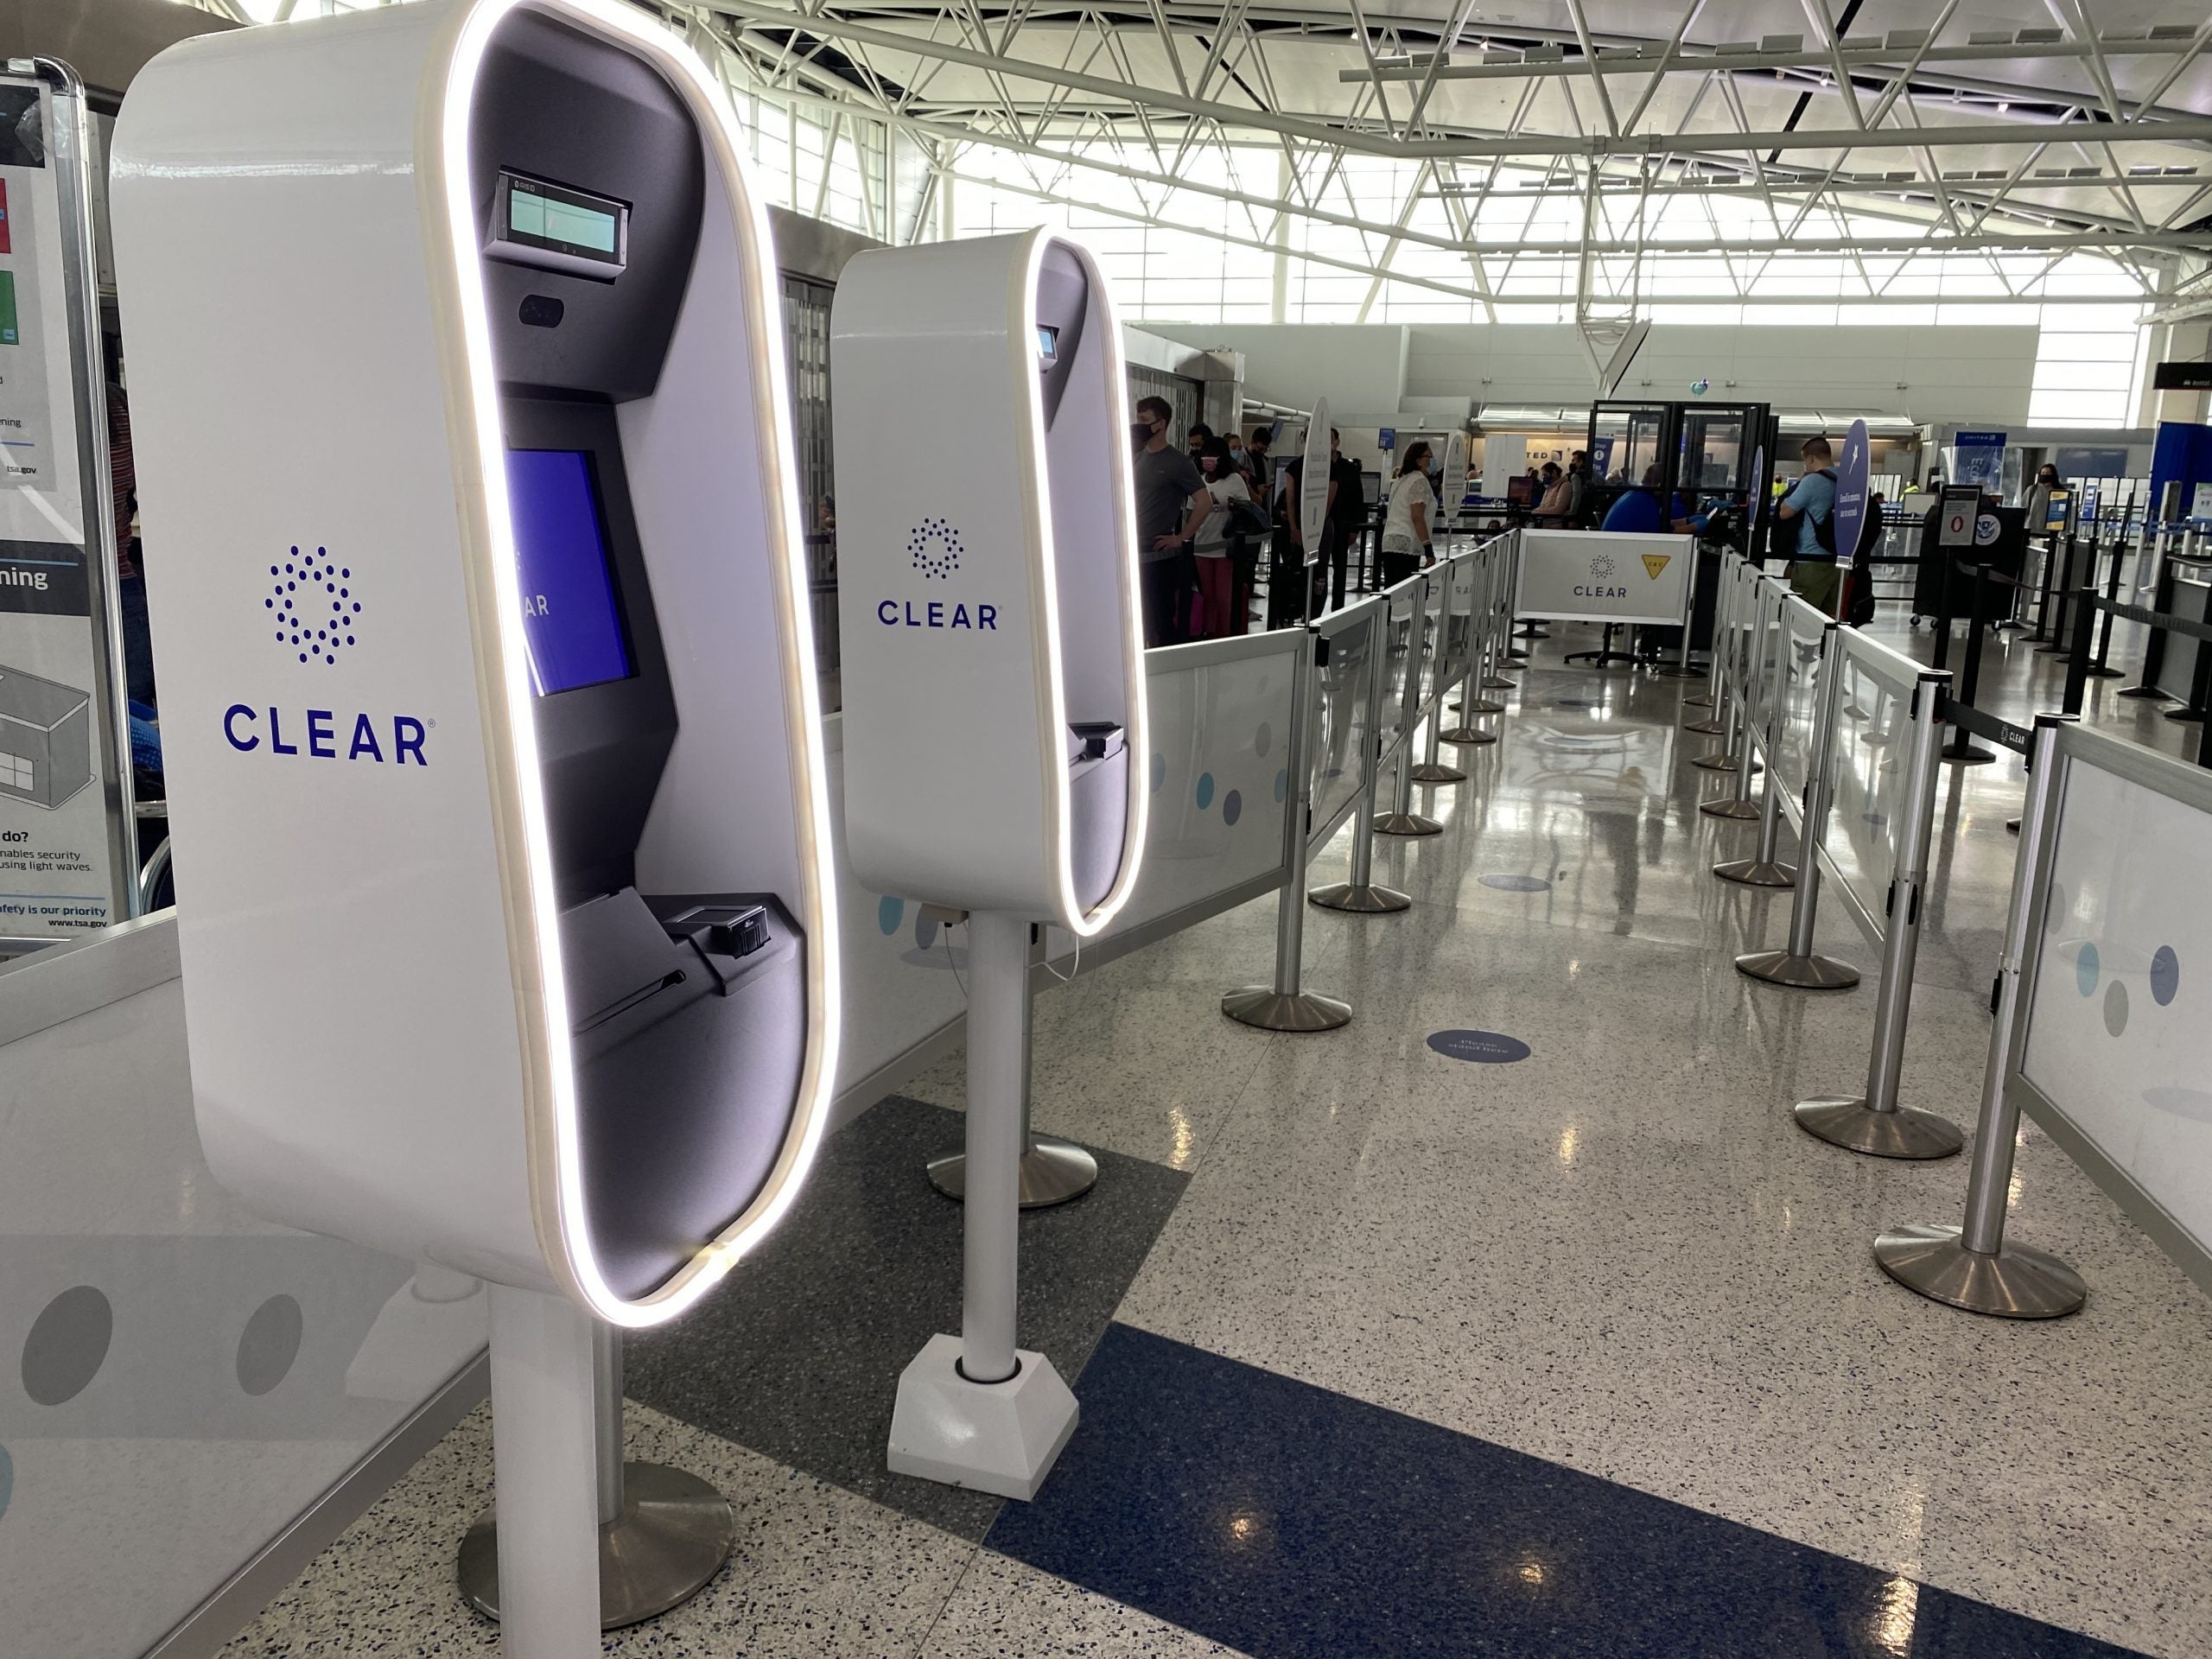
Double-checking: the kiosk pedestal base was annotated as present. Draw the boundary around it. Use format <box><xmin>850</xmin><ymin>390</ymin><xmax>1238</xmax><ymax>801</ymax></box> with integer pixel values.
<box><xmin>926</xmin><ymin>1136</ymin><xmax>1099</xmax><ymax>1208</ymax></box>
<box><xmin>459</xmin><ymin>1463</ymin><xmax>734</xmax><ymax>1630</ymax></box>
<box><xmin>887</xmin><ymin>1334</ymin><xmax>1079</xmax><ymax>1499</ymax></box>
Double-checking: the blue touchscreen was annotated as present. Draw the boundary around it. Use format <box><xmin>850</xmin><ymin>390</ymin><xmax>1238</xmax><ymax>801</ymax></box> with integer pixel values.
<box><xmin>505</xmin><ymin>448</ymin><xmax>634</xmax><ymax>696</ymax></box>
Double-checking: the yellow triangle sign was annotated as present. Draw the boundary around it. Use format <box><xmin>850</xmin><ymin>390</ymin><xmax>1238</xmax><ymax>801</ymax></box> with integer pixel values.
<box><xmin>1640</xmin><ymin>553</ymin><xmax>1671</xmax><ymax>580</ymax></box>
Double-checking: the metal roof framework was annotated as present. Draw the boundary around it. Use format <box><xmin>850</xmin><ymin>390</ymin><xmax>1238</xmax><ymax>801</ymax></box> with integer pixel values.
<box><xmin>176</xmin><ymin>0</ymin><xmax>2212</xmax><ymax>325</ymax></box>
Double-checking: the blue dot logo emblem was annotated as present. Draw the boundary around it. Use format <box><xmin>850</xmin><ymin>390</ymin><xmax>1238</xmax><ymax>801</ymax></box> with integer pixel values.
<box><xmin>267</xmin><ymin>545</ymin><xmax>362</xmax><ymax>666</ymax></box>
<box><xmin>908</xmin><ymin>518</ymin><xmax>963</xmax><ymax>580</ymax></box>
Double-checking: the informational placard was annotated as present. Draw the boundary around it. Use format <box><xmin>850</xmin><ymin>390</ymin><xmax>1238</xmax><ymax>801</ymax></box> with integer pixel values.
<box><xmin>0</xmin><ymin>70</ymin><xmax>129</xmax><ymax>941</ymax></box>
<box><xmin>1515</xmin><ymin>529</ymin><xmax>1694</xmax><ymax>626</ymax></box>
<box><xmin>1440</xmin><ymin>430</ymin><xmax>1468</xmax><ymax>520</ymax></box>
<box><xmin>2194</xmin><ymin>482</ymin><xmax>2212</xmax><ymax>521</ymax></box>
<box><xmin>1299</xmin><ymin>396</ymin><xmax>1329</xmax><ymax>562</ymax></box>
<box><xmin>1936</xmin><ymin>485</ymin><xmax>1980</xmax><ymax>549</ymax></box>
<box><xmin>1833</xmin><ymin>418</ymin><xmax>1870</xmax><ymax>565</ymax></box>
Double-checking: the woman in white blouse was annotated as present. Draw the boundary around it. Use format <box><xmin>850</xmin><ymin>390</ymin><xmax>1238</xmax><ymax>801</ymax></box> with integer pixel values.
<box><xmin>1193</xmin><ymin>435</ymin><xmax>1255</xmax><ymax>637</ymax></box>
<box><xmin>1381</xmin><ymin>442</ymin><xmax>1437</xmax><ymax>588</ymax></box>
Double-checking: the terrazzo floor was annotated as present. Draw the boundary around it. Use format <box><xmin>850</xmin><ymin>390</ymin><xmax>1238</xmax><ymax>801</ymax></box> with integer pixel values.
<box><xmin>224</xmin><ymin>602</ymin><xmax>2212</xmax><ymax>1659</ymax></box>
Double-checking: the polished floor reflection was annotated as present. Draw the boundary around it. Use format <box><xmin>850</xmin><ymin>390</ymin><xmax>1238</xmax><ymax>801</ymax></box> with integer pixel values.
<box><xmin>230</xmin><ymin>613</ymin><xmax>2211</xmax><ymax>1658</ymax></box>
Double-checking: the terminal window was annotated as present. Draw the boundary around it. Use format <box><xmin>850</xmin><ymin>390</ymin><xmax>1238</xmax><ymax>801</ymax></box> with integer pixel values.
<box><xmin>504</xmin><ymin>448</ymin><xmax>636</xmax><ymax>697</ymax></box>
<box><xmin>0</xmin><ymin>750</ymin><xmax>33</xmax><ymax>792</ymax></box>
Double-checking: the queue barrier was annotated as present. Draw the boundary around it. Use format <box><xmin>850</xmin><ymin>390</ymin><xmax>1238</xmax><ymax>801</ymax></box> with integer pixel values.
<box><xmin>1877</xmin><ymin>717</ymin><xmax>2212</xmax><ymax>1319</ymax></box>
<box><xmin>1694</xmin><ymin>558</ymin><xmax>1766</xmax><ymax>816</ymax></box>
<box><xmin>1714</xmin><ymin>571</ymin><xmax>1967</xmax><ymax>1158</ymax></box>
<box><xmin>2055</xmin><ymin>580</ymin><xmax>2212</xmax><ymax>770</ymax></box>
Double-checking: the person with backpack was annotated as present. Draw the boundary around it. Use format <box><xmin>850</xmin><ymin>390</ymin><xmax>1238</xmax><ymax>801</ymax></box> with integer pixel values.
<box><xmin>1775</xmin><ymin>435</ymin><xmax>1842</xmax><ymax>615</ymax></box>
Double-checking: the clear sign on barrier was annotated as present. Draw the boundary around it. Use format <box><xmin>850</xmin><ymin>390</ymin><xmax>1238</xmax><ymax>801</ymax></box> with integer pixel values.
<box><xmin>1309</xmin><ymin>609</ymin><xmax>1376</xmax><ymax>840</ymax></box>
<box><xmin>1436</xmin><ymin>555</ymin><xmax>1478</xmax><ymax>694</ymax></box>
<box><xmin>2018</xmin><ymin>743</ymin><xmax>2212</xmax><ymax>1255</ymax></box>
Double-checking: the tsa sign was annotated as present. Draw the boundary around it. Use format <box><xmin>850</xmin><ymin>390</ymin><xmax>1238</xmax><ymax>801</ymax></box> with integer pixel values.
<box><xmin>1832</xmin><ymin>419</ymin><xmax>1871</xmax><ymax>567</ymax></box>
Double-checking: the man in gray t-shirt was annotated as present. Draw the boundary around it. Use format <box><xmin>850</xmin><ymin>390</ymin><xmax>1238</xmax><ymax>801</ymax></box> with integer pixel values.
<box><xmin>1131</xmin><ymin>395</ymin><xmax>1212</xmax><ymax>645</ymax></box>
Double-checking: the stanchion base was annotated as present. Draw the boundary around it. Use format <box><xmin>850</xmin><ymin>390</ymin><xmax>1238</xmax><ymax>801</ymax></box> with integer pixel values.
<box><xmin>2117</xmin><ymin>685</ymin><xmax>2171</xmax><ymax>701</ymax></box>
<box><xmin>1713</xmin><ymin>857</ymin><xmax>1796</xmax><ymax>887</ymax></box>
<box><xmin>1683</xmin><ymin>692</ymin><xmax>1713</xmax><ymax>709</ymax></box>
<box><xmin>1872</xmin><ymin>1224</ymin><xmax>2087</xmax><ymax>1319</ymax></box>
<box><xmin>1735</xmin><ymin>949</ymin><xmax>1861</xmax><ymax>990</ymax></box>
<box><xmin>1440</xmin><ymin>726</ymin><xmax>1497</xmax><ymax>746</ymax></box>
<box><xmin>1698</xmin><ymin>796</ymin><xmax>1763</xmax><ymax>820</ymax></box>
<box><xmin>925</xmin><ymin>1136</ymin><xmax>1099</xmax><ymax>1207</ymax></box>
<box><xmin>1941</xmin><ymin>744</ymin><xmax>1997</xmax><ymax>766</ymax></box>
<box><xmin>459</xmin><ymin>1463</ymin><xmax>734</xmax><ymax>1630</ymax></box>
<box><xmin>887</xmin><ymin>1335</ymin><xmax>1079</xmax><ymax>1501</ymax></box>
<box><xmin>1223</xmin><ymin>986</ymin><xmax>1352</xmax><ymax>1032</ymax></box>
<box><xmin>1408</xmin><ymin>761</ymin><xmax>1466</xmax><ymax>783</ymax></box>
<box><xmin>1373</xmin><ymin>810</ymin><xmax>1444</xmax><ymax>837</ymax></box>
<box><xmin>1794</xmin><ymin>1096</ymin><xmax>1963</xmax><ymax>1160</ymax></box>
<box><xmin>1481</xmin><ymin>676</ymin><xmax>1515</xmax><ymax>690</ymax></box>
<box><xmin>2082</xmin><ymin>664</ymin><xmax>2124</xmax><ymax>680</ymax></box>
<box><xmin>1681</xmin><ymin>718</ymin><xmax>1726</xmax><ymax>735</ymax></box>
<box><xmin>1691</xmin><ymin>752</ymin><xmax>1757</xmax><ymax>772</ymax></box>
<box><xmin>1310</xmin><ymin>880</ymin><xmax>1412</xmax><ymax>913</ymax></box>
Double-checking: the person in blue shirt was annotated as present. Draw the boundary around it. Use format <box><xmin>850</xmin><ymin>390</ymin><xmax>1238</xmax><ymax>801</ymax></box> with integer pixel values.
<box><xmin>1775</xmin><ymin>436</ymin><xmax>1840</xmax><ymax>614</ymax></box>
<box><xmin>1599</xmin><ymin>464</ymin><xmax>1694</xmax><ymax>534</ymax></box>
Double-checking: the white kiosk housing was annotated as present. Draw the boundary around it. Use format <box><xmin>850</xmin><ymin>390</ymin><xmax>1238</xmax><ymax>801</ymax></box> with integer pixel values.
<box><xmin>833</xmin><ymin>229</ymin><xmax>1147</xmax><ymax>1498</ymax></box>
<box><xmin>112</xmin><ymin>3</ymin><xmax>836</xmax><ymax>1649</ymax></box>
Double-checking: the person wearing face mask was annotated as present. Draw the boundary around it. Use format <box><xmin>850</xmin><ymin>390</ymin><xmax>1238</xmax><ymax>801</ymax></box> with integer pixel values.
<box><xmin>1132</xmin><ymin>395</ymin><xmax>1213</xmax><ymax>645</ymax></box>
<box><xmin>1193</xmin><ymin>435</ymin><xmax>1258</xmax><ymax>637</ymax></box>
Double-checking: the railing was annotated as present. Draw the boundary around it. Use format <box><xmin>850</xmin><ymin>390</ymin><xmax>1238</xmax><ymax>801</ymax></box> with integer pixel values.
<box><xmin>1713</xmin><ymin>566</ymin><xmax>1961</xmax><ymax>1160</ymax></box>
<box><xmin>1877</xmin><ymin>717</ymin><xmax>2212</xmax><ymax>1319</ymax></box>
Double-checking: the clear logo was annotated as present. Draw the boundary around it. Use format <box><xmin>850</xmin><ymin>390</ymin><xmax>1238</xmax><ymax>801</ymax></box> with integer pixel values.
<box><xmin>267</xmin><ymin>545</ymin><xmax>363</xmax><ymax>666</ymax></box>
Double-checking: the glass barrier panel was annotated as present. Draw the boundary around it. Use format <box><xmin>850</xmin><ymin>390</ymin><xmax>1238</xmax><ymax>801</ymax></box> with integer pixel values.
<box><xmin>1310</xmin><ymin>613</ymin><xmax>1376</xmax><ymax>836</ymax></box>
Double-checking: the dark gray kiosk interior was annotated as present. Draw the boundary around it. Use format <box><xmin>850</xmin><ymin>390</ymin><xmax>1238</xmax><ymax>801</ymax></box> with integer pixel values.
<box><xmin>474</xmin><ymin>11</ymin><xmax>806</xmax><ymax>1301</ymax></box>
<box><xmin>1033</xmin><ymin>245</ymin><xmax>1130</xmax><ymax>912</ymax></box>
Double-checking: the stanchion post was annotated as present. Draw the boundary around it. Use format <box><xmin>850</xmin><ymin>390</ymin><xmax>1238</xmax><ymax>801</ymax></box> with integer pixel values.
<box><xmin>1442</xmin><ymin>543</ymin><xmax>1498</xmax><ymax>746</ymax></box>
<box><xmin>1874</xmin><ymin>715</ymin><xmax>2087</xmax><ymax>1317</ymax></box>
<box><xmin>1313</xmin><ymin>598</ymin><xmax>1413</xmax><ymax>912</ymax></box>
<box><xmin>1794</xmin><ymin>670</ymin><xmax>1965</xmax><ymax>1158</ymax></box>
<box><xmin>2029</xmin><ymin>531</ymin><xmax>2059</xmax><ymax>644</ymax></box>
<box><xmin>2061</xmin><ymin>584</ymin><xmax>2095</xmax><ymax>715</ymax></box>
<box><xmin>2088</xmin><ymin>511</ymin><xmax>2128</xmax><ymax>678</ymax></box>
<box><xmin>1376</xmin><ymin>575</ymin><xmax>1445</xmax><ymax>838</ymax></box>
<box><xmin>1224</xmin><ymin>625</ymin><xmax>1352</xmax><ymax>1029</ymax></box>
<box><xmin>1930</xmin><ymin>551</ymin><xmax>1954</xmax><ymax>673</ymax></box>
<box><xmin>1700</xmin><ymin>580</ymin><xmax>1768</xmax><ymax>818</ymax></box>
<box><xmin>1941</xmin><ymin>563</ymin><xmax>1997</xmax><ymax>765</ymax></box>
<box><xmin>2120</xmin><ymin>550</ymin><xmax>2179</xmax><ymax>701</ymax></box>
<box><xmin>1736</xmin><ymin>628</ymin><xmax>1861</xmax><ymax>990</ymax></box>
<box><xmin>2039</xmin><ymin>535</ymin><xmax>2078</xmax><ymax>655</ymax></box>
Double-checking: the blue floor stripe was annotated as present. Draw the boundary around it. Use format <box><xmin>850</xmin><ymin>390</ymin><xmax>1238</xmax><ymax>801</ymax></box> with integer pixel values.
<box><xmin>986</xmin><ymin>1324</ymin><xmax>2145</xmax><ymax>1659</ymax></box>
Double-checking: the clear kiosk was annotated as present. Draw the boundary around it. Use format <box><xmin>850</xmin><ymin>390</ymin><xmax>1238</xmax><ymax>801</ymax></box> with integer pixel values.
<box><xmin>111</xmin><ymin>3</ymin><xmax>838</xmax><ymax>1651</ymax></box>
<box><xmin>831</xmin><ymin>228</ymin><xmax>1147</xmax><ymax>1499</ymax></box>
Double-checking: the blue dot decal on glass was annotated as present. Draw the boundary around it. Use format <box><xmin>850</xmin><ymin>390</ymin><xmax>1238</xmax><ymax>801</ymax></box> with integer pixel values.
<box><xmin>2075</xmin><ymin>941</ymin><xmax>2101</xmax><ymax>997</ymax></box>
<box><xmin>1479</xmin><ymin>874</ymin><xmax>1550</xmax><ymax>893</ymax></box>
<box><xmin>877</xmin><ymin>895</ymin><xmax>904</xmax><ymax>936</ymax></box>
<box><xmin>1223</xmin><ymin>789</ymin><xmax>1243</xmax><ymax>827</ymax></box>
<box><xmin>2151</xmin><ymin>945</ymin><xmax>2180</xmax><ymax>1007</ymax></box>
<box><xmin>1196</xmin><ymin>772</ymin><xmax>1215</xmax><ymax>810</ymax></box>
<box><xmin>1255</xmin><ymin>721</ymin><xmax>1273</xmax><ymax>758</ymax></box>
<box><xmin>1151</xmin><ymin>753</ymin><xmax>1167</xmax><ymax>791</ymax></box>
<box><xmin>915</xmin><ymin>914</ymin><xmax>938</xmax><ymax>951</ymax></box>
<box><xmin>1274</xmin><ymin>768</ymin><xmax>1288</xmax><ymax>804</ymax></box>
<box><xmin>1427</xmin><ymin>1029</ymin><xmax>1530</xmax><ymax>1065</ymax></box>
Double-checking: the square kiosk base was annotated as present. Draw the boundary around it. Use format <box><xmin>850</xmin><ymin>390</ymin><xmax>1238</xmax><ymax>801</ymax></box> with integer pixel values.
<box><xmin>887</xmin><ymin>1333</ymin><xmax>1079</xmax><ymax>1501</ymax></box>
